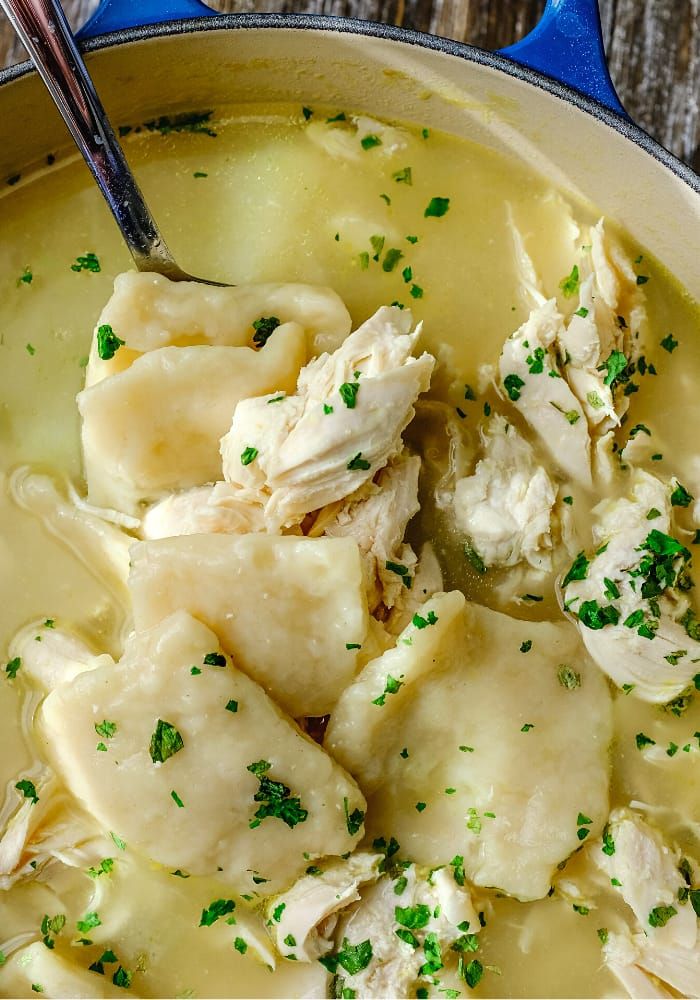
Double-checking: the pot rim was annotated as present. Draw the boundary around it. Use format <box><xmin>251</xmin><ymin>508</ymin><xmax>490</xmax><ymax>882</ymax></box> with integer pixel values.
<box><xmin>1</xmin><ymin>11</ymin><xmax>698</xmax><ymax>196</ymax></box>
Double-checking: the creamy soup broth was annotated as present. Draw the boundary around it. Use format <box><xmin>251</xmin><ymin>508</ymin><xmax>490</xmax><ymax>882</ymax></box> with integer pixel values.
<box><xmin>0</xmin><ymin>104</ymin><xmax>699</xmax><ymax>999</ymax></box>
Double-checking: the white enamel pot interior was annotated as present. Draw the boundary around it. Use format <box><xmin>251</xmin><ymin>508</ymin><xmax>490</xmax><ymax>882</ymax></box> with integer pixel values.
<box><xmin>1</xmin><ymin>17</ymin><xmax>698</xmax><ymax>298</ymax></box>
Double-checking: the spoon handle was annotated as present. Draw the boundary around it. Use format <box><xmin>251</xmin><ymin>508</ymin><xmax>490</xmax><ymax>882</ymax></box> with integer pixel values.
<box><xmin>0</xmin><ymin>0</ymin><xmax>186</xmax><ymax>277</ymax></box>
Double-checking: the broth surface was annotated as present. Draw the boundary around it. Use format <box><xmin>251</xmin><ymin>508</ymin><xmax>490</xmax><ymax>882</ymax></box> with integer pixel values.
<box><xmin>1</xmin><ymin>104</ymin><xmax>699</xmax><ymax>999</ymax></box>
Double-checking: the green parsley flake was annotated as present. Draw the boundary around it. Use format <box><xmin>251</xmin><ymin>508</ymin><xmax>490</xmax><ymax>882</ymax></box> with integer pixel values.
<box><xmin>578</xmin><ymin>600</ymin><xmax>620</xmax><ymax>630</ymax></box>
<box><xmin>563</xmin><ymin>552</ymin><xmax>590</xmax><ymax>588</ymax></box>
<box><xmin>302</xmin><ymin>106</ymin><xmax>313</xmax><ymax>120</ymax></box>
<box><xmin>71</xmin><ymin>252</ymin><xmax>100</xmax><ymax>273</ymax></box>
<box><xmin>601</xmin><ymin>825</ymin><xmax>615</xmax><ymax>856</ymax></box>
<box><xmin>193</xmin><ymin>171</ymin><xmax>208</xmax><ymax>178</ymax></box>
<box><xmin>96</xmin><ymin>324</ymin><xmax>125</xmax><ymax>361</ymax></box>
<box><xmin>464</xmin><ymin>541</ymin><xmax>487</xmax><ymax>575</ymax></box>
<box><xmin>247</xmin><ymin>760</ymin><xmax>308</xmax><ymax>829</ymax></box>
<box><xmin>343</xmin><ymin>796</ymin><xmax>365</xmax><ymax>835</ymax></box>
<box><xmin>520</xmin><ymin>640</ymin><xmax>532</xmax><ymax>653</ymax></box>
<box><xmin>563</xmin><ymin>496</ymin><xmax>574</xmax><ymax>505</ymax></box>
<box><xmin>225</xmin><ymin>699</ymin><xmax>238</xmax><ymax>713</ymax></box>
<box><xmin>149</xmin><ymin>719</ymin><xmax>184</xmax><ymax>764</ymax></box>
<box><xmin>204</xmin><ymin>651</ymin><xmax>226</xmax><ymax>666</ymax></box>
<box><xmin>76</xmin><ymin>911</ymin><xmax>101</xmax><ymax>933</ymax></box>
<box><xmin>559</xmin><ymin>265</ymin><xmax>580</xmax><ymax>298</ymax></box>
<box><xmin>504</xmin><ymin>373</ymin><xmax>525</xmax><ymax>401</ymax></box>
<box><xmin>346</xmin><ymin>642</ymin><xmax>362</xmax><ymax>650</ymax></box>
<box><xmin>15</xmin><ymin>779</ymin><xmax>38</xmax><ymax>804</ymax></box>
<box><xmin>671</xmin><ymin>482</ymin><xmax>693</xmax><ymax>507</ymax></box>
<box><xmin>648</xmin><ymin>905</ymin><xmax>677</xmax><ymax>928</ymax></box>
<box><xmin>370</xmin><ymin>235</ymin><xmax>385</xmax><ymax>260</ymax></box>
<box><xmin>5</xmin><ymin>656</ymin><xmax>21</xmax><ymax>679</ymax></box>
<box><xmin>415</xmin><ymin>801</ymin><xmax>427</xmax><ymax>812</ymax></box>
<box><xmin>410</xmin><ymin>283</ymin><xmax>424</xmax><ymax>299</ymax></box>
<box><xmin>171</xmin><ymin>790</ymin><xmax>185</xmax><ymax>808</ymax></box>
<box><xmin>240</xmin><ymin>446</ymin><xmax>259</xmax><ymax>466</ymax></box>
<box><xmin>17</xmin><ymin>267</ymin><xmax>33</xmax><ymax>286</ymax></box>
<box><xmin>373</xmin><ymin>674</ymin><xmax>404</xmax><ymax>706</ymax></box>
<box><xmin>347</xmin><ymin>453</ymin><xmax>371</xmax><ymax>471</ymax></box>
<box><xmin>395</xmin><ymin>903</ymin><xmax>431</xmax><ymax>929</ymax></box>
<box><xmin>199</xmin><ymin>898</ymin><xmax>235</xmax><ymax>927</ymax></box>
<box><xmin>360</xmin><ymin>134</ymin><xmax>382</xmax><ymax>150</ymax></box>
<box><xmin>574</xmin><ymin>306</ymin><xmax>589</xmax><ymax>318</ymax></box>
<box><xmin>460</xmin><ymin>957</ymin><xmax>483</xmax><ymax>989</ymax></box>
<box><xmin>339</xmin><ymin>382</ymin><xmax>360</xmax><ymax>408</ymax></box>
<box><xmin>386</xmin><ymin>561</ymin><xmax>412</xmax><ymax>588</ymax></box>
<box><xmin>526</xmin><ymin>346</ymin><xmax>545</xmax><ymax>374</ymax></box>
<box><xmin>558</xmin><ymin>665</ymin><xmax>581</xmax><ymax>690</ymax></box>
<box><xmin>358</xmin><ymin>251</ymin><xmax>369</xmax><ymax>270</ymax></box>
<box><xmin>636</xmin><ymin>275</ymin><xmax>649</xmax><ymax>285</ymax></box>
<box><xmin>383</xmin><ymin>248</ymin><xmax>404</xmax><ymax>272</ymax></box>
<box><xmin>392</xmin><ymin>166</ymin><xmax>412</xmax><ymax>184</ymax></box>
<box><xmin>87</xmin><ymin>858</ymin><xmax>114</xmax><ymax>878</ymax></box>
<box><xmin>26</xmin><ymin>343</ymin><xmax>36</xmax><ymax>356</ymax></box>
<box><xmin>110</xmin><ymin>831</ymin><xmax>126</xmax><ymax>851</ymax></box>
<box><xmin>601</xmin><ymin>350</ymin><xmax>628</xmax><ymax>387</ymax></box>
<box><xmin>660</xmin><ymin>333</ymin><xmax>678</xmax><ymax>353</ymax></box>
<box><xmin>424</xmin><ymin>197</ymin><xmax>450</xmax><ymax>218</ymax></box>
<box><xmin>636</xmin><ymin>732</ymin><xmax>656</xmax><ymax>750</ymax></box>
<box><xmin>40</xmin><ymin>913</ymin><xmax>66</xmax><ymax>949</ymax></box>
<box><xmin>587</xmin><ymin>391</ymin><xmax>605</xmax><ymax>409</ymax></box>
<box><xmin>412</xmin><ymin>610</ymin><xmax>438</xmax><ymax>629</ymax></box>
<box><xmin>252</xmin><ymin>316</ymin><xmax>280</xmax><ymax>348</ymax></box>
<box><xmin>450</xmin><ymin>855</ymin><xmax>466</xmax><ymax>886</ymax></box>
<box><xmin>647</xmin><ymin>508</ymin><xmax>662</xmax><ymax>520</ymax></box>
<box><xmin>95</xmin><ymin>720</ymin><xmax>117</xmax><ymax>739</ymax></box>
<box><xmin>521</xmin><ymin>723</ymin><xmax>535</xmax><ymax>733</ymax></box>
<box><xmin>272</xmin><ymin>902</ymin><xmax>286</xmax><ymax>923</ymax></box>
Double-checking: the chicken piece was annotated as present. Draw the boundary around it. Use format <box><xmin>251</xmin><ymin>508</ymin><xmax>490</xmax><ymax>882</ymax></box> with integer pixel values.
<box><xmin>603</xmin><ymin>930</ymin><xmax>700</xmax><ymax>999</ymax></box>
<box><xmin>79</xmin><ymin>324</ymin><xmax>305</xmax><ymax>515</ymax></box>
<box><xmin>39</xmin><ymin>611</ymin><xmax>365</xmax><ymax>895</ymax></box>
<box><xmin>0</xmin><ymin>941</ymin><xmax>135</xmax><ymax>999</ymax></box>
<box><xmin>320</xmin><ymin>453</ymin><xmax>421</xmax><ymax>611</ymax></box>
<box><xmin>129</xmin><ymin>534</ymin><xmax>368</xmax><ymax>718</ymax></box>
<box><xmin>305</xmin><ymin>115</ymin><xmax>409</xmax><ymax>164</ymax></box>
<box><xmin>329</xmin><ymin>862</ymin><xmax>480</xmax><ymax>998</ymax></box>
<box><xmin>562</xmin><ymin>470</ymin><xmax>700</xmax><ymax>702</ymax></box>
<box><xmin>325</xmin><ymin>592</ymin><xmax>612</xmax><ymax>901</ymax></box>
<box><xmin>86</xmin><ymin>271</ymin><xmax>352</xmax><ymax>385</ymax></box>
<box><xmin>593</xmin><ymin>809</ymin><xmax>697</xmax><ymax>949</ymax></box>
<box><xmin>8</xmin><ymin>622</ymin><xmax>112</xmax><ymax>691</ymax></box>
<box><xmin>453</xmin><ymin>414</ymin><xmax>557</xmax><ymax>572</ymax></box>
<box><xmin>140</xmin><ymin>482</ymin><xmax>266</xmax><ymax>539</ymax></box>
<box><xmin>385</xmin><ymin>542</ymin><xmax>444</xmax><ymax>635</ymax></box>
<box><xmin>498</xmin><ymin>299</ymin><xmax>591</xmax><ymax>489</ymax></box>
<box><xmin>264</xmin><ymin>853</ymin><xmax>383</xmax><ymax>962</ymax></box>
<box><xmin>220</xmin><ymin>306</ymin><xmax>434</xmax><ymax>531</ymax></box>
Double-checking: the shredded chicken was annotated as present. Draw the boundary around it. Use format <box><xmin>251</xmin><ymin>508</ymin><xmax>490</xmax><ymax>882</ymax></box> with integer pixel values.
<box><xmin>563</xmin><ymin>470</ymin><xmax>700</xmax><ymax>702</ymax></box>
<box><xmin>220</xmin><ymin>306</ymin><xmax>434</xmax><ymax>531</ymax></box>
<box><xmin>141</xmin><ymin>482</ymin><xmax>266</xmax><ymax>539</ymax></box>
<box><xmin>453</xmin><ymin>414</ymin><xmax>557</xmax><ymax>571</ymax></box>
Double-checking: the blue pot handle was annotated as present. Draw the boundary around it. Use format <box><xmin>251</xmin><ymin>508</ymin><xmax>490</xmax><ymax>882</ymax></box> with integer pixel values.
<box><xmin>77</xmin><ymin>0</ymin><xmax>217</xmax><ymax>38</ymax></box>
<box><xmin>499</xmin><ymin>0</ymin><xmax>626</xmax><ymax>116</ymax></box>
<box><xmin>77</xmin><ymin>0</ymin><xmax>625</xmax><ymax>117</ymax></box>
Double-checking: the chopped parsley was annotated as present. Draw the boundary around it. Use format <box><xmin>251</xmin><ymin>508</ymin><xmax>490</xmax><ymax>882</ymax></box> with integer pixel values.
<box><xmin>347</xmin><ymin>453</ymin><xmax>371</xmax><ymax>471</ymax></box>
<box><xmin>460</xmin><ymin>957</ymin><xmax>483</xmax><ymax>989</ymax></box>
<box><xmin>199</xmin><ymin>898</ymin><xmax>235</xmax><ymax>927</ymax></box>
<box><xmin>636</xmin><ymin>275</ymin><xmax>649</xmax><ymax>285</ymax></box>
<box><xmin>526</xmin><ymin>346</ymin><xmax>545</xmax><ymax>374</ymax></box>
<box><xmin>521</xmin><ymin>723</ymin><xmax>535</xmax><ymax>733</ymax></box>
<box><xmin>71</xmin><ymin>252</ymin><xmax>100</xmax><ymax>273</ymax></box>
<box><xmin>302</xmin><ymin>107</ymin><xmax>313</xmax><ymax>120</ymax></box>
<box><xmin>464</xmin><ymin>541</ymin><xmax>487</xmax><ymax>575</ymax></box>
<box><xmin>339</xmin><ymin>382</ymin><xmax>360</xmax><ymax>408</ymax></box>
<box><xmin>386</xmin><ymin>561</ymin><xmax>412</xmax><ymax>588</ymax></box>
<box><xmin>343</xmin><ymin>796</ymin><xmax>365</xmax><ymax>835</ymax></box>
<box><xmin>503</xmin><ymin>373</ymin><xmax>525</xmax><ymax>401</ymax></box>
<box><xmin>402</xmin><ymin>266</ymin><xmax>413</xmax><ymax>283</ymax></box>
<box><xmin>559</xmin><ymin>265</ymin><xmax>580</xmax><ymax>298</ymax></box>
<box><xmin>247</xmin><ymin>760</ymin><xmax>308</xmax><ymax>829</ymax></box>
<box><xmin>76</xmin><ymin>911</ymin><xmax>101</xmax><ymax>933</ymax></box>
<box><xmin>635</xmin><ymin>732</ymin><xmax>656</xmax><ymax>750</ymax></box>
<box><xmin>26</xmin><ymin>343</ymin><xmax>36</xmax><ymax>356</ymax></box>
<box><xmin>412</xmin><ymin>610</ymin><xmax>438</xmax><ymax>629</ymax></box>
<box><xmin>660</xmin><ymin>333</ymin><xmax>678</xmax><ymax>353</ymax></box>
<box><xmin>110</xmin><ymin>831</ymin><xmax>126</xmax><ymax>851</ymax></box>
<box><xmin>5</xmin><ymin>656</ymin><xmax>21</xmax><ymax>679</ymax></box>
<box><xmin>647</xmin><ymin>508</ymin><xmax>662</xmax><ymax>520</ymax></box>
<box><xmin>252</xmin><ymin>316</ymin><xmax>280</xmax><ymax>348</ymax></box>
<box><xmin>321</xmin><ymin>938</ymin><xmax>373</xmax><ymax>975</ymax></box>
<box><xmin>563</xmin><ymin>496</ymin><xmax>574</xmax><ymax>505</ymax></box>
<box><xmin>450</xmin><ymin>855</ymin><xmax>466</xmax><ymax>886</ymax></box>
<box><xmin>370</xmin><ymin>235</ymin><xmax>385</xmax><ymax>260</ymax></box>
<box><xmin>17</xmin><ymin>267</ymin><xmax>33</xmax><ymax>286</ymax></box>
<box><xmin>520</xmin><ymin>640</ymin><xmax>532</xmax><ymax>653</ymax></box>
<box><xmin>40</xmin><ymin>913</ymin><xmax>65</xmax><ymax>949</ymax></box>
<box><xmin>558</xmin><ymin>665</ymin><xmax>581</xmax><ymax>690</ymax></box>
<box><xmin>600</xmin><ymin>350</ymin><xmax>628</xmax><ymax>387</ymax></box>
<box><xmin>149</xmin><ymin>719</ymin><xmax>184</xmax><ymax>764</ymax></box>
<box><xmin>577</xmin><ymin>600</ymin><xmax>620</xmax><ymax>630</ymax></box>
<box><xmin>562</xmin><ymin>552</ymin><xmax>590</xmax><ymax>588</ymax></box>
<box><xmin>360</xmin><ymin>134</ymin><xmax>382</xmax><ymax>150</ymax></box>
<box><xmin>410</xmin><ymin>284</ymin><xmax>424</xmax><ymax>299</ymax></box>
<box><xmin>395</xmin><ymin>903</ymin><xmax>431</xmax><ymax>929</ymax></box>
<box><xmin>171</xmin><ymin>790</ymin><xmax>185</xmax><ymax>808</ymax></box>
<box><xmin>415</xmin><ymin>801</ymin><xmax>427</xmax><ymax>812</ymax></box>
<box><xmin>240</xmin><ymin>446</ymin><xmax>259</xmax><ymax>466</ymax></box>
<box><xmin>225</xmin><ymin>699</ymin><xmax>239</xmax><ymax>713</ymax></box>
<box><xmin>204</xmin><ymin>651</ymin><xmax>226</xmax><ymax>666</ymax></box>
<box><xmin>15</xmin><ymin>779</ymin><xmax>38</xmax><ymax>804</ymax></box>
<box><xmin>392</xmin><ymin>167</ymin><xmax>412</xmax><ymax>184</ymax></box>
<box><xmin>603</xmin><ymin>578</ymin><xmax>620</xmax><ymax>600</ymax></box>
<box><xmin>95</xmin><ymin>720</ymin><xmax>117</xmax><ymax>739</ymax></box>
<box><xmin>323</xmin><ymin>403</ymin><xmax>334</xmax><ymax>414</ymax></box>
<box><xmin>96</xmin><ymin>324</ymin><xmax>125</xmax><ymax>361</ymax></box>
<box><xmin>382</xmin><ymin>248</ymin><xmax>404</xmax><ymax>272</ymax></box>
<box><xmin>87</xmin><ymin>858</ymin><xmax>114</xmax><ymax>878</ymax></box>
<box><xmin>648</xmin><ymin>905</ymin><xmax>677</xmax><ymax>928</ymax></box>
<box><xmin>346</xmin><ymin>642</ymin><xmax>362</xmax><ymax>650</ymax></box>
<box><xmin>574</xmin><ymin>306</ymin><xmax>589</xmax><ymax>318</ymax></box>
<box><xmin>234</xmin><ymin>937</ymin><xmax>248</xmax><ymax>954</ymax></box>
<box><xmin>671</xmin><ymin>482</ymin><xmax>693</xmax><ymax>507</ymax></box>
<box><xmin>587</xmin><ymin>391</ymin><xmax>605</xmax><ymax>409</ymax></box>
<box><xmin>424</xmin><ymin>197</ymin><xmax>450</xmax><ymax>218</ymax></box>
<box><xmin>601</xmin><ymin>825</ymin><xmax>615</xmax><ymax>856</ymax></box>
<box><xmin>373</xmin><ymin>674</ymin><xmax>404</xmax><ymax>706</ymax></box>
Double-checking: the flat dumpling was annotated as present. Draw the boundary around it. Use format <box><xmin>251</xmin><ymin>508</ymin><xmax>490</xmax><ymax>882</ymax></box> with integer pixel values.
<box><xmin>38</xmin><ymin>611</ymin><xmax>365</xmax><ymax>895</ymax></box>
<box><xmin>86</xmin><ymin>271</ymin><xmax>352</xmax><ymax>385</ymax></box>
<box><xmin>325</xmin><ymin>592</ymin><xmax>613</xmax><ymax>901</ymax></box>
<box><xmin>0</xmin><ymin>942</ymin><xmax>135</xmax><ymax>999</ymax></box>
<box><xmin>78</xmin><ymin>324</ymin><xmax>305</xmax><ymax>514</ymax></box>
<box><xmin>129</xmin><ymin>534</ymin><xmax>368</xmax><ymax>718</ymax></box>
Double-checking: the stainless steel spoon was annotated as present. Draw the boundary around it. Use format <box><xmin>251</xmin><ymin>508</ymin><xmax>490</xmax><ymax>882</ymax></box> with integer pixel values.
<box><xmin>1</xmin><ymin>0</ymin><xmax>220</xmax><ymax>283</ymax></box>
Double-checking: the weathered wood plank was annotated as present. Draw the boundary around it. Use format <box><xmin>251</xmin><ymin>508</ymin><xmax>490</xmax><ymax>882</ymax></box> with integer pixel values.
<box><xmin>1</xmin><ymin>0</ymin><xmax>698</xmax><ymax>168</ymax></box>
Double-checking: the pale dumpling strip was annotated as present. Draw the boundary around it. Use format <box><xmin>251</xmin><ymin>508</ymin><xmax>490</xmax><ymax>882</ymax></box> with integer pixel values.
<box><xmin>326</xmin><ymin>591</ymin><xmax>612</xmax><ymax>901</ymax></box>
<box><xmin>40</xmin><ymin>610</ymin><xmax>366</xmax><ymax>894</ymax></box>
<box><xmin>220</xmin><ymin>305</ymin><xmax>434</xmax><ymax>531</ymax></box>
<box><xmin>562</xmin><ymin>469</ymin><xmax>700</xmax><ymax>702</ymax></box>
<box><xmin>453</xmin><ymin>414</ymin><xmax>557</xmax><ymax>572</ymax></box>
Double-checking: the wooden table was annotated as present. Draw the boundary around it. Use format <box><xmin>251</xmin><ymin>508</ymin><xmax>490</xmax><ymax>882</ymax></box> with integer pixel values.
<box><xmin>1</xmin><ymin>0</ymin><xmax>698</xmax><ymax>169</ymax></box>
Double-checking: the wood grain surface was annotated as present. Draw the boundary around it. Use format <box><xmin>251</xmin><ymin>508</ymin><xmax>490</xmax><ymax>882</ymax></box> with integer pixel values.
<box><xmin>1</xmin><ymin>0</ymin><xmax>698</xmax><ymax>169</ymax></box>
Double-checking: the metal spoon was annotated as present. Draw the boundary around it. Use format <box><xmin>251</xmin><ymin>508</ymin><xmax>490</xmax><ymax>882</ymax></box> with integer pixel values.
<box><xmin>1</xmin><ymin>0</ymin><xmax>221</xmax><ymax>283</ymax></box>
